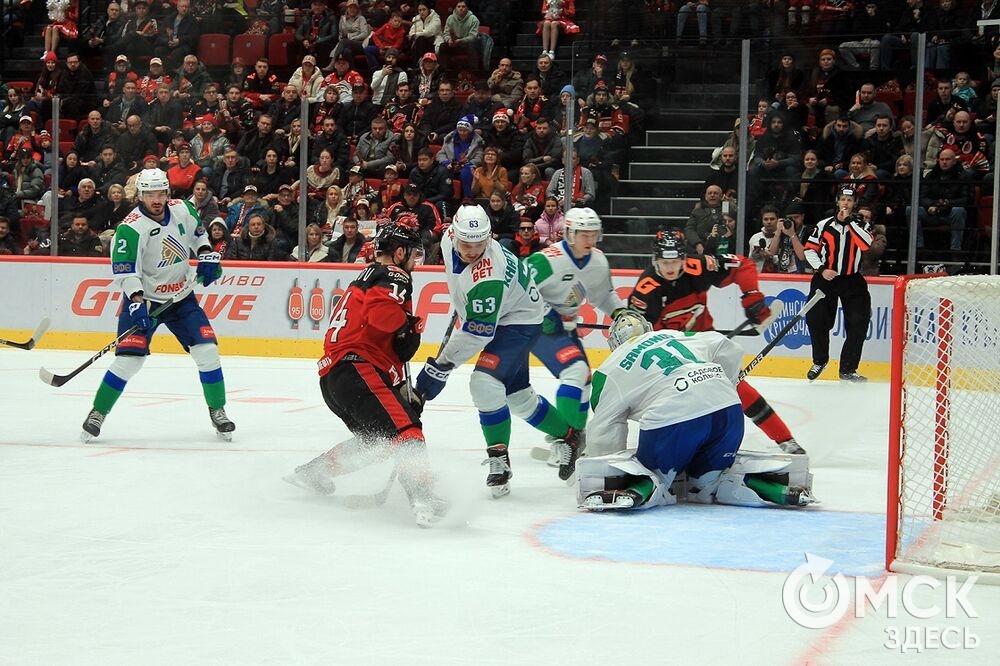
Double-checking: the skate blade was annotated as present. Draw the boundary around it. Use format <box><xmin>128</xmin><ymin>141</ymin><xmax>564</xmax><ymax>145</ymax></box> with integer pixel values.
<box><xmin>282</xmin><ymin>473</ymin><xmax>336</xmax><ymax>496</ymax></box>
<box><xmin>530</xmin><ymin>446</ymin><xmax>559</xmax><ymax>467</ymax></box>
<box><xmin>489</xmin><ymin>483</ymin><xmax>511</xmax><ymax>499</ymax></box>
<box><xmin>80</xmin><ymin>431</ymin><xmax>95</xmax><ymax>444</ymax></box>
<box><xmin>216</xmin><ymin>430</ymin><xmax>233</xmax><ymax>442</ymax></box>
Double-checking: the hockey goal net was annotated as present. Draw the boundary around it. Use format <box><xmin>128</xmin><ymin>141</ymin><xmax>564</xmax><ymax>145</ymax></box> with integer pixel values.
<box><xmin>887</xmin><ymin>274</ymin><xmax>1000</xmax><ymax>581</ymax></box>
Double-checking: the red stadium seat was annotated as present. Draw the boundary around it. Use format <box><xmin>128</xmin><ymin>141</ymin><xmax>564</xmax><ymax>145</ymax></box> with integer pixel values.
<box><xmin>198</xmin><ymin>34</ymin><xmax>232</xmax><ymax>68</ymax></box>
<box><xmin>232</xmin><ymin>33</ymin><xmax>266</xmax><ymax>65</ymax></box>
<box><xmin>268</xmin><ymin>32</ymin><xmax>297</xmax><ymax>68</ymax></box>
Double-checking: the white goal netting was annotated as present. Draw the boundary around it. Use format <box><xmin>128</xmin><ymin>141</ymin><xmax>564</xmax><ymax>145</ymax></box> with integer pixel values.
<box><xmin>891</xmin><ymin>275</ymin><xmax>1000</xmax><ymax>578</ymax></box>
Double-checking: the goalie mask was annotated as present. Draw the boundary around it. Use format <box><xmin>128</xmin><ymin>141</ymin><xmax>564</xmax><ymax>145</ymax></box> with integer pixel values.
<box><xmin>608</xmin><ymin>311</ymin><xmax>653</xmax><ymax>350</ymax></box>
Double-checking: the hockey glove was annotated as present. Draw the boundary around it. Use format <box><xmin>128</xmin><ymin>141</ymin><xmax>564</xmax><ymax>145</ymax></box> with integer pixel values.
<box><xmin>415</xmin><ymin>357</ymin><xmax>454</xmax><ymax>401</ymax></box>
<box><xmin>128</xmin><ymin>301</ymin><xmax>153</xmax><ymax>332</ymax></box>
<box><xmin>741</xmin><ymin>290</ymin><xmax>771</xmax><ymax>325</ymax></box>
<box><xmin>399</xmin><ymin>381</ymin><xmax>425</xmax><ymax>416</ymax></box>
<box><xmin>542</xmin><ymin>309</ymin><xmax>577</xmax><ymax>336</ymax></box>
<box><xmin>392</xmin><ymin>315</ymin><xmax>424</xmax><ymax>363</ymax></box>
<box><xmin>197</xmin><ymin>252</ymin><xmax>223</xmax><ymax>287</ymax></box>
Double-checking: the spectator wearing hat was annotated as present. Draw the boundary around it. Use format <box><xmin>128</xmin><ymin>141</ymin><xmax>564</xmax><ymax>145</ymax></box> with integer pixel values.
<box><xmin>370</xmin><ymin>47</ymin><xmax>408</xmax><ymax>106</ymax></box>
<box><xmin>412</xmin><ymin>52</ymin><xmax>442</xmax><ymax>104</ymax></box>
<box><xmin>55</xmin><ymin>53</ymin><xmax>94</xmax><ymax>122</ymax></box>
<box><xmin>155</xmin><ymin>0</ymin><xmax>200</xmax><ymax>69</ymax></box>
<box><xmin>190</xmin><ymin>115</ymin><xmax>231</xmax><ymax>177</ymax></box>
<box><xmin>243</xmin><ymin>58</ymin><xmax>281</xmax><ymax>110</ymax></box>
<box><xmin>226</xmin><ymin>185</ymin><xmax>268</xmax><ymax>238</ymax></box>
<box><xmin>365</xmin><ymin>10</ymin><xmax>407</xmax><ymax>70</ymax></box>
<box><xmin>438</xmin><ymin>114</ymin><xmax>484</xmax><ymax>198</ymax></box>
<box><xmin>439</xmin><ymin>1</ymin><xmax>480</xmax><ymax>70</ymax></box>
<box><xmin>137</xmin><ymin>57</ymin><xmax>173</xmax><ymax>105</ymax></box>
<box><xmin>297</xmin><ymin>0</ymin><xmax>337</xmax><ymax>63</ymax></box>
<box><xmin>408</xmin><ymin>2</ymin><xmax>445</xmax><ymax>62</ymax></box>
<box><xmin>342</xmin><ymin>164</ymin><xmax>378</xmax><ymax>211</ymax></box>
<box><xmin>766</xmin><ymin>201</ymin><xmax>812</xmax><ymax>273</ymax></box>
<box><xmin>166</xmin><ymin>143</ymin><xmax>203</xmax><ymax>198</ymax></box>
<box><xmin>419</xmin><ymin>80</ymin><xmax>464</xmax><ymax>144</ymax></box>
<box><xmin>11</xmin><ymin>149</ymin><xmax>43</xmax><ymax>203</ymax></box>
<box><xmin>573</xmin><ymin>117</ymin><xmax>613</xmax><ymax>204</ymax></box>
<box><xmin>124</xmin><ymin>154</ymin><xmax>165</xmax><ymax>202</ymax></box>
<box><xmin>353</xmin><ymin>116</ymin><xmax>397</xmax><ymax>177</ymax></box>
<box><xmin>104</xmin><ymin>80</ymin><xmax>148</xmax><ymax>132</ymax></box>
<box><xmin>572</xmin><ymin>54</ymin><xmax>609</xmax><ymax>108</ymax></box>
<box><xmin>320</xmin><ymin>52</ymin><xmax>366</xmax><ymax>104</ymax></box>
<box><xmin>385</xmin><ymin>182</ymin><xmax>444</xmax><ymax>252</ymax></box>
<box><xmin>92</xmin><ymin>145</ymin><xmax>128</xmax><ymax>197</ymax></box>
<box><xmin>117</xmin><ymin>0</ymin><xmax>159</xmax><ymax>60</ymax></box>
<box><xmin>377</xmin><ymin>163</ymin><xmax>404</xmax><ymax>211</ymax></box>
<box><xmin>36</xmin><ymin>131</ymin><xmax>56</xmax><ymax>176</ymax></box>
<box><xmin>579</xmin><ymin>82</ymin><xmax>631</xmax><ymax>168</ymax></box>
<box><xmin>352</xmin><ymin>196</ymin><xmax>377</xmax><ymax>232</ymax></box>
<box><xmin>6</xmin><ymin>116</ymin><xmax>43</xmax><ymax>165</ymax></box>
<box><xmin>330</xmin><ymin>0</ymin><xmax>371</xmax><ymax>68</ymax></box>
<box><xmin>488</xmin><ymin>58</ymin><xmax>524</xmax><ymax>110</ymax></box>
<box><xmin>289</xmin><ymin>56</ymin><xmax>325</xmax><ymax>103</ymax></box>
<box><xmin>806</xmin><ymin>48</ymin><xmax>851</xmax><ymax>128</ymax></box>
<box><xmin>226</xmin><ymin>58</ymin><xmax>249</xmax><ymax>91</ymax></box>
<box><xmin>26</xmin><ymin>52</ymin><xmax>61</xmax><ymax>127</ymax></box>
<box><xmin>115</xmin><ymin>116</ymin><xmax>158</xmax><ymax>173</ymax></box>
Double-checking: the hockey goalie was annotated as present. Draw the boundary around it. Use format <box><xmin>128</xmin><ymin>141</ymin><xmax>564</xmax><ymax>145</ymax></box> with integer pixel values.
<box><xmin>577</xmin><ymin>311</ymin><xmax>816</xmax><ymax>511</ymax></box>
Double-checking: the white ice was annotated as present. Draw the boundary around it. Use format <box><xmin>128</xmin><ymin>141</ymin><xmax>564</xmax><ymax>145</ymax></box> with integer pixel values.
<box><xmin>2</xmin><ymin>349</ymin><xmax>999</xmax><ymax>665</ymax></box>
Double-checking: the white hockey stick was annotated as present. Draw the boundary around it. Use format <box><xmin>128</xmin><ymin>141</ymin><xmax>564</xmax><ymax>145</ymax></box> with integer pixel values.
<box><xmin>0</xmin><ymin>317</ymin><xmax>50</xmax><ymax>350</ymax></box>
<box><xmin>739</xmin><ymin>291</ymin><xmax>825</xmax><ymax>382</ymax></box>
<box><xmin>332</xmin><ymin>467</ymin><xmax>398</xmax><ymax>509</ymax></box>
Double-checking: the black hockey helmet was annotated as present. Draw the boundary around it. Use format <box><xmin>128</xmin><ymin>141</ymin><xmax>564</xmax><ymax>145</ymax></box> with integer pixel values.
<box><xmin>374</xmin><ymin>221</ymin><xmax>423</xmax><ymax>261</ymax></box>
<box><xmin>653</xmin><ymin>229</ymin><xmax>685</xmax><ymax>260</ymax></box>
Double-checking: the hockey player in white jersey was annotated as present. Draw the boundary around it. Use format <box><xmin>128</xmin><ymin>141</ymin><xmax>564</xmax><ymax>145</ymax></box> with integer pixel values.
<box><xmin>576</xmin><ymin>311</ymin><xmax>815</xmax><ymax>511</ymax></box>
<box><xmin>81</xmin><ymin>169</ymin><xmax>235</xmax><ymax>442</ymax></box>
<box><xmin>415</xmin><ymin>205</ymin><xmax>582</xmax><ymax>497</ymax></box>
<box><xmin>525</xmin><ymin>207</ymin><xmax>627</xmax><ymax>459</ymax></box>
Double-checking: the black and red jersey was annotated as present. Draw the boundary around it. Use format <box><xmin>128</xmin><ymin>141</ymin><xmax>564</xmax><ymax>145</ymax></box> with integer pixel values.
<box><xmin>627</xmin><ymin>254</ymin><xmax>759</xmax><ymax>332</ymax></box>
<box><xmin>319</xmin><ymin>263</ymin><xmax>413</xmax><ymax>385</ymax></box>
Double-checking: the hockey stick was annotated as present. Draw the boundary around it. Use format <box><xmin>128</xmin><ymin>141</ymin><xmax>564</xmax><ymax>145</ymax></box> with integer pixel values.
<box><xmin>726</xmin><ymin>298</ymin><xmax>785</xmax><ymax>339</ymax></box>
<box><xmin>738</xmin><ymin>291</ymin><xmax>825</xmax><ymax>382</ymax></box>
<box><xmin>38</xmin><ymin>297</ymin><xmax>178</xmax><ymax>387</ymax></box>
<box><xmin>0</xmin><ymin>317</ymin><xmax>50</xmax><ymax>350</ymax></box>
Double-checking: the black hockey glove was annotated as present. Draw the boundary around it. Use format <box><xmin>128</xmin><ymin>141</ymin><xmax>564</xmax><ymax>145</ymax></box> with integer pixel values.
<box><xmin>392</xmin><ymin>314</ymin><xmax>423</xmax><ymax>362</ymax></box>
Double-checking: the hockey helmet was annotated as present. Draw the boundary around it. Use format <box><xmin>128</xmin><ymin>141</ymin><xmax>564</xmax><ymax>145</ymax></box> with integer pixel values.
<box><xmin>136</xmin><ymin>168</ymin><xmax>170</xmax><ymax>195</ymax></box>
<box><xmin>451</xmin><ymin>204</ymin><xmax>492</xmax><ymax>243</ymax></box>
<box><xmin>565</xmin><ymin>206</ymin><xmax>602</xmax><ymax>242</ymax></box>
<box><xmin>653</xmin><ymin>229</ymin><xmax>684</xmax><ymax>260</ymax></box>
<box><xmin>374</xmin><ymin>221</ymin><xmax>423</xmax><ymax>262</ymax></box>
<box><xmin>607</xmin><ymin>310</ymin><xmax>653</xmax><ymax>350</ymax></box>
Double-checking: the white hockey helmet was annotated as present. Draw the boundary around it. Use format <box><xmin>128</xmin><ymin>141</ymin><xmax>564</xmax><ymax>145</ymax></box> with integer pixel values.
<box><xmin>136</xmin><ymin>168</ymin><xmax>170</xmax><ymax>195</ymax></box>
<box><xmin>565</xmin><ymin>207</ymin><xmax>603</xmax><ymax>242</ymax></box>
<box><xmin>607</xmin><ymin>310</ymin><xmax>653</xmax><ymax>350</ymax></box>
<box><xmin>451</xmin><ymin>204</ymin><xmax>492</xmax><ymax>243</ymax></box>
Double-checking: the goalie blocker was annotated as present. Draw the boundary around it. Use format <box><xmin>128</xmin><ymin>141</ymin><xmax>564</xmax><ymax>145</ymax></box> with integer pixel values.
<box><xmin>577</xmin><ymin>449</ymin><xmax>816</xmax><ymax>511</ymax></box>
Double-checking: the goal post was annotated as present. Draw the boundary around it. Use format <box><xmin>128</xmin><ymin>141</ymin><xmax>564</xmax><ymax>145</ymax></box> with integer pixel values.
<box><xmin>887</xmin><ymin>274</ymin><xmax>1000</xmax><ymax>582</ymax></box>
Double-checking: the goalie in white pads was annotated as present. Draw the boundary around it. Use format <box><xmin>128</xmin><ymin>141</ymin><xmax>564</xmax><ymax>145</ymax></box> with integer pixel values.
<box><xmin>80</xmin><ymin>169</ymin><xmax>234</xmax><ymax>443</ymax></box>
<box><xmin>577</xmin><ymin>312</ymin><xmax>815</xmax><ymax>511</ymax></box>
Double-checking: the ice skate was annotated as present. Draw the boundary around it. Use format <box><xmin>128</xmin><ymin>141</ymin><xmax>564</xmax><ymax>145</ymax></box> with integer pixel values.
<box><xmin>410</xmin><ymin>493</ymin><xmax>451</xmax><ymax>527</ymax></box>
<box><xmin>80</xmin><ymin>409</ymin><xmax>105</xmax><ymax>443</ymax></box>
<box><xmin>806</xmin><ymin>362</ymin><xmax>827</xmax><ymax>381</ymax></box>
<box><xmin>581</xmin><ymin>489</ymin><xmax>642</xmax><ymax>511</ymax></box>
<box><xmin>283</xmin><ymin>456</ymin><xmax>337</xmax><ymax>495</ymax></box>
<box><xmin>548</xmin><ymin>427</ymin><xmax>583</xmax><ymax>482</ymax></box>
<box><xmin>786</xmin><ymin>485</ymin><xmax>819</xmax><ymax>507</ymax></box>
<box><xmin>209</xmin><ymin>407</ymin><xmax>236</xmax><ymax>441</ymax></box>
<box><xmin>778</xmin><ymin>438</ymin><xmax>807</xmax><ymax>455</ymax></box>
<box><xmin>839</xmin><ymin>371</ymin><xmax>867</xmax><ymax>383</ymax></box>
<box><xmin>482</xmin><ymin>444</ymin><xmax>512</xmax><ymax>498</ymax></box>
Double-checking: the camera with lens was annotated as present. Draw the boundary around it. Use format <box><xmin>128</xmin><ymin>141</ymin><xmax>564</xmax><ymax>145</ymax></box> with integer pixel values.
<box><xmin>781</xmin><ymin>218</ymin><xmax>792</xmax><ymax>230</ymax></box>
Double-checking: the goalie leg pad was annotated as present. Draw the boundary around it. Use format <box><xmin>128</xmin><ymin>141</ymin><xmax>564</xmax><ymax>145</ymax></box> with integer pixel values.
<box><xmin>576</xmin><ymin>453</ymin><xmax>672</xmax><ymax>510</ymax></box>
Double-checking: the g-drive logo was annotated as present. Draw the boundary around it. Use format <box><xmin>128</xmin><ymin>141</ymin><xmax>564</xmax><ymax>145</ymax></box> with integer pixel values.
<box><xmin>765</xmin><ymin>288</ymin><xmax>811</xmax><ymax>350</ymax></box>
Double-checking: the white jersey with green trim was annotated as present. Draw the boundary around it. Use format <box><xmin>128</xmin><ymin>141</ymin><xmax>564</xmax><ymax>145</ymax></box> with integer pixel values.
<box><xmin>110</xmin><ymin>199</ymin><xmax>209</xmax><ymax>303</ymax></box>
<box><xmin>524</xmin><ymin>240</ymin><xmax>624</xmax><ymax>319</ymax></box>
<box><xmin>438</xmin><ymin>225</ymin><xmax>544</xmax><ymax>367</ymax></box>
<box><xmin>587</xmin><ymin>330</ymin><xmax>743</xmax><ymax>455</ymax></box>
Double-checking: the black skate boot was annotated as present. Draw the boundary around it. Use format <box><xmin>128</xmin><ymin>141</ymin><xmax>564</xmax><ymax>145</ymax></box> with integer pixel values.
<box><xmin>778</xmin><ymin>438</ymin><xmax>807</xmax><ymax>455</ymax></box>
<box><xmin>550</xmin><ymin>427</ymin><xmax>583</xmax><ymax>482</ymax></box>
<box><xmin>806</xmin><ymin>362</ymin><xmax>827</xmax><ymax>381</ymax></box>
<box><xmin>81</xmin><ymin>409</ymin><xmax>106</xmax><ymax>443</ymax></box>
<box><xmin>482</xmin><ymin>444</ymin><xmax>512</xmax><ymax>498</ymax></box>
<box><xmin>209</xmin><ymin>407</ymin><xmax>236</xmax><ymax>441</ymax></box>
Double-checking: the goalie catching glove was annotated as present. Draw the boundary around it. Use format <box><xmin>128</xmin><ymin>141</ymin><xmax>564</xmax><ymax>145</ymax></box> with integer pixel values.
<box><xmin>197</xmin><ymin>252</ymin><xmax>223</xmax><ymax>287</ymax></box>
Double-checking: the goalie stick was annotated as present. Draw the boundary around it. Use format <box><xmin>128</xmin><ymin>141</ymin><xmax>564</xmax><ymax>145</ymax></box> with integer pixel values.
<box><xmin>38</xmin><ymin>297</ymin><xmax>178</xmax><ymax>387</ymax></box>
<box><xmin>0</xmin><ymin>317</ymin><xmax>50</xmax><ymax>350</ymax></box>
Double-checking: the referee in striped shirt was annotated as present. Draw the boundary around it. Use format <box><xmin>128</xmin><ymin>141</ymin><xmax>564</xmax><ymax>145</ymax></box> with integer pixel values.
<box><xmin>802</xmin><ymin>187</ymin><xmax>873</xmax><ymax>383</ymax></box>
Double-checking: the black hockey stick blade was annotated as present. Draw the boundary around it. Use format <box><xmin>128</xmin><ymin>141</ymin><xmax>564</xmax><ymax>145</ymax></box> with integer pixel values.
<box><xmin>39</xmin><ymin>297</ymin><xmax>177</xmax><ymax>387</ymax></box>
<box><xmin>0</xmin><ymin>317</ymin><xmax>50</xmax><ymax>350</ymax></box>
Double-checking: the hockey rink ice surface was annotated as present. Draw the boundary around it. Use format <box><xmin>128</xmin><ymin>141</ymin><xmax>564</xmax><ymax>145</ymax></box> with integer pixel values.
<box><xmin>3</xmin><ymin>349</ymin><xmax>1000</xmax><ymax>665</ymax></box>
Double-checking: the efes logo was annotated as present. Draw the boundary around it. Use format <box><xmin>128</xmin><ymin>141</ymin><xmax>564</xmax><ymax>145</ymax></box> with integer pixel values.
<box><xmin>764</xmin><ymin>288</ymin><xmax>811</xmax><ymax>350</ymax></box>
<box><xmin>157</xmin><ymin>234</ymin><xmax>188</xmax><ymax>268</ymax></box>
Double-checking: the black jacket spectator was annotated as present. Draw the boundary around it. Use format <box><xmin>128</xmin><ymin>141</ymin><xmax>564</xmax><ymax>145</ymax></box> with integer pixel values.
<box><xmin>338</xmin><ymin>99</ymin><xmax>377</xmax><ymax>143</ymax></box>
<box><xmin>407</xmin><ymin>163</ymin><xmax>451</xmax><ymax>207</ymax></box>
<box><xmin>115</xmin><ymin>123</ymin><xmax>159</xmax><ymax>172</ymax></box>
<box><xmin>56</xmin><ymin>60</ymin><xmax>96</xmax><ymax>121</ymax></box>
<box><xmin>73</xmin><ymin>119</ymin><xmax>117</xmax><ymax>164</ymax></box>
<box><xmin>326</xmin><ymin>232</ymin><xmax>364</xmax><ymax>264</ymax></box>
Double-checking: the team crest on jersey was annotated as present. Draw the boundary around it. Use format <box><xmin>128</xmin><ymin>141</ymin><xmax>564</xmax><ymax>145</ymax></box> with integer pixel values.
<box><xmin>157</xmin><ymin>235</ymin><xmax>188</xmax><ymax>268</ymax></box>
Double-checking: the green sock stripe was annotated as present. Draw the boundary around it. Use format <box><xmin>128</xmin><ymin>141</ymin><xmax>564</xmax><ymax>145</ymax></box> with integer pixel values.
<box><xmin>93</xmin><ymin>381</ymin><xmax>124</xmax><ymax>414</ymax></box>
<box><xmin>201</xmin><ymin>379</ymin><xmax>226</xmax><ymax>409</ymax></box>
<box><xmin>481</xmin><ymin>419</ymin><xmax>511</xmax><ymax>447</ymax></box>
<box><xmin>629</xmin><ymin>476</ymin><xmax>656</xmax><ymax>504</ymax></box>
<box><xmin>745</xmin><ymin>476</ymin><xmax>789</xmax><ymax>505</ymax></box>
<box><xmin>534</xmin><ymin>401</ymin><xmax>571</xmax><ymax>439</ymax></box>
<box><xmin>556</xmin><ymin>395</ymin><xmax>588</xmax><ymax>430</ymax></box>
